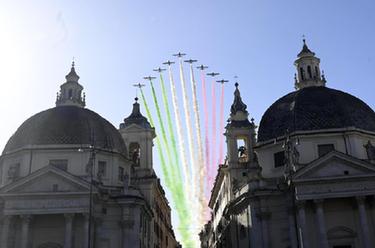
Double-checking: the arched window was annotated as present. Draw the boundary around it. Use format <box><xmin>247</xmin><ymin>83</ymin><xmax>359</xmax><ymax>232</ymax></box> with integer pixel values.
<box><xmin>129</xmin><ymin>142</ymin><xmax>141</xmax><ymax>166</ymax></box>
<box><xmin>236</xmin><ymin>137</ymin><xmax>248</xmax><ymax>162</ymax></box>
<box><xmin>307</xmin><ymin>66</ymin><xmax>312</xmax><ymax>79</ymax></box>
<box><xmin>68</xmin><ymin>89</ymin><xmax>73</xmax><ymax>98</ymax></box>
<box><xmin>300</xmin><ymin>67</ymin><xmax>305</xmax><ymax>80</ymax></box>
<box><xmin>315</xmin><ymin>66</ymin><xmax>319</xmax><ymax>78</ymax></box>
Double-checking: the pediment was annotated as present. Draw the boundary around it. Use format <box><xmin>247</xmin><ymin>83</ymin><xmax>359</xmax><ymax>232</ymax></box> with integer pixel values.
<box><xmin>0</xmin><ymin>165</ymin><xmax>90</xmax><ymax>194</ymax></box>
<box><xmin>293</xmin><ymin>151</ymin><xmax>375</xmax><ymax>181</ymax></box>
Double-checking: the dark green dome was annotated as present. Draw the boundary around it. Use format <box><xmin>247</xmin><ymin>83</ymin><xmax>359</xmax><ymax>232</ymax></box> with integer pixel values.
<box><xmin>3</xmin><ymin>106</ymin><xmax>127</xmax><ymax>155</ymax></box>
<box><xmin>258</xmin><ymin>87</ymin><xmax>375</xmax><ymax>142</ymax></box>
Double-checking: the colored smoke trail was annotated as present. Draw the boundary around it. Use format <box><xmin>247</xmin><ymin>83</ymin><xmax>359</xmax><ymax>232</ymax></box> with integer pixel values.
<box><xmin>188</xmin><ymin>63</ymin><xmax>205</xmax><ymax>225</ymax></box>
<box><xmin>158</xmin><ymin>72</ymin><xmax>188</xmax><ymax>234</ymax></box>
<box><xmin>177</xmin><ymin>58</ymin><xmax>201</xmax><ymax>238</ymax></box>
<box><xmin>200</xmin><ymin>70</ymin><xmax>210</xmax><ymax>197</ymax></box>
<box><xmin>210</xmin><ymin>78</ymin><xmax>217</xmax><ymax>187</ymax></box>
<box><xmin>140</xmin><ymin>88</ymin><xmax>193</xmax><ymax>247</ymax></box>
<box><xmin>140</xmin><ymin>88</ymin><xmax>171</xmax><ymax>188</ymax></box>
<box><xmin>158</xmin><ymin>72</ymin><xmax>181</xmax><ymax>179</ymax></box>
<box><xmin>177</xmin><ymin>58</ymin><xmax>197</xmax><ymax>190</ymax></box>
<box><xmin>149</xmin><ymin>78</ymin><xmax>177</xmax><ymax>186</ymax></box>
<box><xmin>166</xmin><ymin>64</ymin><xmax>191</xmax><ymax>190</ymax></box>
<box><xmin>218</xmin><ymin>83</ymin><xmax>225</xmax><ymax>165</ymax></box>
<box><xmin>166</xmin><ymin>64</ymin><xmax>196</xmax><ymax>247</ymax></box>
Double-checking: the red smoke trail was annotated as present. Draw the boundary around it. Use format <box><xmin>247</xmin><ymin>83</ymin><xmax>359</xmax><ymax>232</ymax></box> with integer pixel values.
<box><xmin>218</xmin><ymin>83</ymin><xmax>225</xmax><ymax>165</ymax></box>
<box><xmin>210</xmin><ymin>79</ymin><xmax>217</xmax><ymax>188</ymax></box>
<box><xmin>200</xmin><ymin>71</ymin><xmax>210</xmax><ymax>196</ymax></box>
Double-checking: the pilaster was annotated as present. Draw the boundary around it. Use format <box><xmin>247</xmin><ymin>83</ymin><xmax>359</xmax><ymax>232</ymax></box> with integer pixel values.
<box><xmin>314</xmin><ymin>199</ymin><xmax>329</xmax><ymax>248</ymax></box>
<box><xmin>64</xmin><ymin>213</ymin><xmax>74</xmax><ymax>248</ymax></box>
<box><xmin>20</xmin><ymin>214</ymin><xmax>33</xmax><ymax>248</ymax></box>
<box><xmin>356</xmin><ymin>196</ymin><xmax>372</xmax><ymax>248</ymax></box>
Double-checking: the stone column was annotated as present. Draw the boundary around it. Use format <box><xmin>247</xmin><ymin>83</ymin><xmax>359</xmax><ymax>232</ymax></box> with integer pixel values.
<box><xmin>83</xmin><ymin>213</ymin><xmax>90</xmax><ymax>248</ymax></box>
<box><xmin>20</xmin><ymin>215</ymin><xmax>32</xmax><ymax>248</ymax></box>
<box><xmin>249</xmin><ymin>202</ymin><xmax>262</xmax><ymax>248</ymax></box>
<box><xmin>297</xmin><ymin>201</ymin><xmax>309</xmax><ymax>248</ymax></box>
<box><xmin>64</xmin><ymin>213</ymin><xmax>74</xmax><ymax>248</ymax></box>
<box><xmin>256</xmin><ymin>212</ymin><xmax>270</xmax><ymax>248</ymax></box>
<box><xmin>120</xmin><ymin>219</ymin><xmax>135</xmax><ymax>248</ymax></box>
<box><xmin>314</xmin><ymin>199</ymin><xmax>329</xmax><ymax>248</ymax></box>
<box><xmin>1</xmin><ymin>215</ymin><xmax>12</xmax><ymax>247</ymax></box>
<box><xmin>287</xmin><ymin>207</ymin><xmax>298</xmax><ymax>248</ymax></box>
<box><xmin>356</xmin><ymin>196</ymin><xmax>371</xmax><ymax>248</ymax></box>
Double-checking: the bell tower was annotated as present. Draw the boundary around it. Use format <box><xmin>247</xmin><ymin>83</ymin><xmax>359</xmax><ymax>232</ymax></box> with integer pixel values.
<box><xmin>56</xmin><ymin>62</ymin><xmax>86</xmax><ymax>107</ymax></box>
<box><xmin>119</xmin><ymin>97</ymin><xmax>156</xmax><ymax>170</ymax></box>
<box><xmin>225</xmin><ymin>83</ymin><xmax>256</xmax><ymax>167</ymax></box>
<box><xmin>294</xmin><ymin>39</ymin><xmax>326</xmax><ymax>89</ymax></box>
<box><xmin>224</xmin><ymin>82</ymin><xmax>260</xmax><ymax>194</ymax></box>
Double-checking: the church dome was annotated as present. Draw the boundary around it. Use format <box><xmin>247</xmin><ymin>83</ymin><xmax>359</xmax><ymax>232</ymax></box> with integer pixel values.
<box><xmin>258</xmin><ymin>86</ymin><xmax>375</xmax><ymax>142</ymax></box>
<box><xmin>3</xmin><ymin>106</ymin><xmax>127</xmax><ymax>155</ymax></box>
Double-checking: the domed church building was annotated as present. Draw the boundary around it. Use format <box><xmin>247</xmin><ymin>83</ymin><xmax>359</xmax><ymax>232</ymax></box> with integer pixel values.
<box><xmin>200</xmin><ymin>41</ymin><xmax>375</xmax><ymax>248</ymax></box>
<box><xmin>0</xmin><ymin>64</ymin><xmax>179</xmax><ymax>248</ymax></box>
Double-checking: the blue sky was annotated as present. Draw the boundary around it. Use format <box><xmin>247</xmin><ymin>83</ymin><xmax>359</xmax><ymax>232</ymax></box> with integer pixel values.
<box><xmin>1</xmin><ymin>0</ymin><xmax>374</xmax><ymax>242</ymax></box>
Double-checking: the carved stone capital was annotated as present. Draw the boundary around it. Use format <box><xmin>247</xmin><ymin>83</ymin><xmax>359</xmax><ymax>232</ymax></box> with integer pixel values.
<box><xmin>20</xmin><ymin>214</ymin><xmax>33</xmax><ymax>224</ymax></box>
<box><xmin>296</xmin><ymin>200</ymin><xmax>306</xmax><ymax>209</ymax></box>
<box><xmin>64</xmin><ymin>213</ymin><xmax>75</xmax><ymax>222</ymax></box>
<box><xmin>356</xmin><ymin>196</ymin><xmax>367</xmax><ymax>205</ymax></box>
<box><xmin>313</xmin><ymin>199</ymin><xmax>324</xmax><ymax>205</ymax></box>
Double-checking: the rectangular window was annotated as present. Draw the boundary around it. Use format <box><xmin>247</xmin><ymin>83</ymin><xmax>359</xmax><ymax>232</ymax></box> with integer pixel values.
<box><xmin>318</xmin><ymin>144</ymin><xmax>335</xmax><ymax>157</ymax></box>
<box><xmin>49</xmin><ymin>159</ymin><xmax>68</xmax><ymax>171</ymax></box>
<box><xmin>274</xmin><ymin>151</ymin><xmax>285</xmax><ymax>168</ymax></box>
<box><xmin>98</xmin><ymin>161</ymin><xmax>107</xmax><ymax>177</ymax></box>
<box><xmin>118</xmin><ymin>167</ymin><xmax>124</xmax><ymax>181</ymax></box>
<box><xmin>8</xmin><ymin>163</ymin><xmax>20</xmax><ymax>180</ymax></box>
<box><xmin>52</xmin><ymin>184</ymin><xmax>59</xmax><ymax>192</ymax></box>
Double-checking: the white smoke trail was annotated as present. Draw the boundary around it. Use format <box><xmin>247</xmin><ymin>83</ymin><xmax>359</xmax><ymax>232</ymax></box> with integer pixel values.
<box><xmin>166</xmin><ymin>64</ymin><xmax>191</xmax><ymax>191</ymax></box>
<box><xmin>188</xmin><ymin>63</ymin><xmax>206</xmax><ymax>226</ymax></box>
<box><xmin>177</xmin><ymin>58</ymin><xmax>199</xmax><ymax>230</ymax></box>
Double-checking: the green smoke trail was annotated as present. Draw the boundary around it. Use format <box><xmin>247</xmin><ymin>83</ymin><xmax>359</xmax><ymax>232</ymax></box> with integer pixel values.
<box><xmin>139</xmin><ymin>89</ymin><xmax>171</xmax><ymax>188</ymax></box>
<box><xmin>140</xmin><ymin>88</ymin><xmax>193</xmax><ymax>247</ymax></box>
<box><xmin>150</xmin><ymin>78</ymin><xmax>193</xmax><ymax>245</ymax></box>
<box><xmin>159</xmin><ymin>73</ymin><xmax>192</xmax><ymax>244</ymax></box>
<box><xmin>159</xmin><ymin>73</ymin><xmax>181</xmax><ymax>179</ymax></box>
<box><xmin>149</xmin><ymin>79</ymin><xmax>177</xmax><ymax>185</ymax></box>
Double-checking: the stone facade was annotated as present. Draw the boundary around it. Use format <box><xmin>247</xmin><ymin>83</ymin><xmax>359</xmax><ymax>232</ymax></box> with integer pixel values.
<box><xmin>0</xmin><ymin>65</ymin><xmax>179</xmax><ymax>248</ymax></box>
<box><xmin>200</xmin><ymin>42</ymin><xmax>375</xmax><ymax>248</ymax></box>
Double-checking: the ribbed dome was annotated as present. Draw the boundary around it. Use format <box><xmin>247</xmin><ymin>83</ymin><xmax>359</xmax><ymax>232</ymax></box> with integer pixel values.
<box><xmin>3</xmin><ymin>106</ymin><xmax>127</xmax><ymax>155</ymax></box>
<box><xmin>258</xmin><ymin>87</ymin><xmax>375</xmax><ymax>142</ymax></box>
